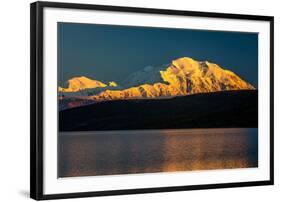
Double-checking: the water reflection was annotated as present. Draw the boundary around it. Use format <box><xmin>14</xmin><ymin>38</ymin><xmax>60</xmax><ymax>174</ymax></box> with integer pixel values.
<box><xmin>59</xmin><ymin>128</ymin><xmax>258</xmax><ymax>177</ymax></box>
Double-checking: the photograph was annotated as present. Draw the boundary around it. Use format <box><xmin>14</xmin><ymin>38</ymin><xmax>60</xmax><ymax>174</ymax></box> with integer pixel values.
<box><xmin>58</xmin><ymin>22</ymin><xmax>259</xmax><ymax>178</ymax></box>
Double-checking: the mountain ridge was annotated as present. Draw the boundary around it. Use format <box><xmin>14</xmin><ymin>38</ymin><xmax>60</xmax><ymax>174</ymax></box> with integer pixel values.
<box><xmin>88</xmin><ymin>57</ymin><xmax>254</xmax><ymax>101</ymax></box>
<box><xmin>59</xmin><ymin>57</ymin><xmax>255</xmax><ymax>110</ymax></box>
<box><xmin>59</xmin><ymin>76</ymin><xmax>108</xmax><ymax>92</ymax></box>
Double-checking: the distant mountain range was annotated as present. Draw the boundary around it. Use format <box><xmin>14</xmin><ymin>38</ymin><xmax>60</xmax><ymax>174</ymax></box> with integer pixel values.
<box><xmin>59</xmin><ymin>57</ymin><xmax>255</xmax><ymax>110</ymax></box>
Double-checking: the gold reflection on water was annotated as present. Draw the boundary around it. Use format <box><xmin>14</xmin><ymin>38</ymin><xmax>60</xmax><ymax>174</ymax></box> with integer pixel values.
<box><xmin>59</xmin><ymin>128</ymin><xmax>258</xmax><ymax>177</ymax></box>
<box><xmin>161</xmin><ymin>128</ymin><xmax>253</xmax><ymax>172</ymax></box>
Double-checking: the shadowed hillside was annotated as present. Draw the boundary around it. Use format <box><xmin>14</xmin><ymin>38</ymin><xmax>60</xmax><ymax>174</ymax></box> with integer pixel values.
<box><xmin>59</xmin><ymin>90</ymin><xmax>258</xmax><ymax>131</ymax></box>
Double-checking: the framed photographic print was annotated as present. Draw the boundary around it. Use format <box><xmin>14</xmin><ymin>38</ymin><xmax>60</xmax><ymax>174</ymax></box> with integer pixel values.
<box><xmin>30</xmin><ymin>1</ymin><xmax>274</xmax><ymax>200</ymax></box>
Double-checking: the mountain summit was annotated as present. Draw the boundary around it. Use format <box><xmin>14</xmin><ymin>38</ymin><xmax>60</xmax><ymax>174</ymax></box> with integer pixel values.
<box><xmin>58</xmin><ymin>57</ymin><xmax>255</xmax><ymax>110</ymax></box>
<box><xmin>159</xmin><ymin>57</ymin><xmax>255</xmax><ymax>94</ymax></box>
<box><xmin>89</xmin><ymin>57</ymin><xmax>255</xmax><ymax>101</ymax></box>
<box><xmin>59</xmin><ymin>76</ymin><xmax>107</xmax><ymax>92</ymax></box>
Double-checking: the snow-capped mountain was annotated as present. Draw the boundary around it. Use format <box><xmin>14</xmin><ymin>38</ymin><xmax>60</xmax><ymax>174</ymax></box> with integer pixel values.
<box><xmin>59</xmin><ymin>57</ymin><xmax>255</xmax><ymax>110</ymax></box>
<box><xmin>58</xmin><ymin>76</ymin><xmax>121</xmax><ymax>97</ymax></box>
<box><xmin>89</xmin><ymin>57</ymin><xmax>254</xmax><ymax>101</ymax></box>
<box><xmin>59</xmin><ymin>76</ymin><xmax>107</xmax><ymax>92</ymax></box>
<box><xmin>159</xmin><ymin>57</ymin><xmax>255</xmax><ymax>94</ymax></box>
<box><xmin>122</xmin><ymin>65</ymin><xmax>167</xmax><ymax>88</ymax></box>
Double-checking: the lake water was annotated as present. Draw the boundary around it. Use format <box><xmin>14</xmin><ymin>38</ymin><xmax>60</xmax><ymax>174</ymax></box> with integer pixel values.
<box><xmin>58</xmin><ymin>128</ymin><xmax>258</xmax><ymax>177</ymax></box>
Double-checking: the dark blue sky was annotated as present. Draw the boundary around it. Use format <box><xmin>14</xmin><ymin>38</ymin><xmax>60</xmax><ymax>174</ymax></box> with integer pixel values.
<box><xmin>58</xmin><ymin>22</ymin><xmax>258</xmax><ymax>87</ymax></box>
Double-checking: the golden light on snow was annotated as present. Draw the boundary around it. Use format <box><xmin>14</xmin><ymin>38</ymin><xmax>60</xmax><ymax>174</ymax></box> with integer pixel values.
<box><xmin>109</xmin><ymin>81</ymin><xmax>118</xmax><ymax>87</ymax></box>
<box><xmin>58</xmin><ymin>57</ymin><xmax>255</xmax><ymax>101</ymax></box>
<box><xmin>59</xmin><ymin>76</ymin><xmax>107</xmax><ymax>92</ymax></box>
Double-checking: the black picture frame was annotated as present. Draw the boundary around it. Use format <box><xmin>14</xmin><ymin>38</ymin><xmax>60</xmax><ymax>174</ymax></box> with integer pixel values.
<box><xmin>30</xmin><ymin>1</ymin><xmax>274</xmax><ymax>200</ymax></box>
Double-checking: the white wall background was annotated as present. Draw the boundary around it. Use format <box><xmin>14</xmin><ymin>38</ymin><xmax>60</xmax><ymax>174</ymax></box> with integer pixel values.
<box><xmin>0</xmin><ymin>0</ymin><xmax>279</xmax><ymax>201</ymax></box>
